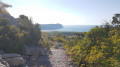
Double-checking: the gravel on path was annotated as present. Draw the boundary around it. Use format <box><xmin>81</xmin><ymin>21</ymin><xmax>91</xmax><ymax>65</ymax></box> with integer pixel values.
<box><xmin>49</xmin><ymin>47</ymin><xmax>72</xmax><ymax>67</ymax></box>
<box><xmin>26</xmin><ymin>47</ymin><xmax>73</xmax><ymax>67</ymax></box>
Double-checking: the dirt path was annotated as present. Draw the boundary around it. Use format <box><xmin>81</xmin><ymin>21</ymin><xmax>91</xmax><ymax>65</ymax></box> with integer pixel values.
<box><xmin>26</xmin><ymin>47</ymin><xmax>72</xmax><ymax>67</ymax></box>
<box><xmin>49</xmin><ymin>47</ymin><xmax>72</xmax><ymax>67</ymax></box>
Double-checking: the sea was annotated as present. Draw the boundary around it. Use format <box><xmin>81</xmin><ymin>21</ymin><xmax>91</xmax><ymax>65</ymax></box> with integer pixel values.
<box><xmin>41</xmin><ymin>25</ymin><xmax>99</xmax><ymax>32</ymax></box>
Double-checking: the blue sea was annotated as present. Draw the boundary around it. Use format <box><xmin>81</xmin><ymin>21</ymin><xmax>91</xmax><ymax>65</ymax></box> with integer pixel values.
<box><xmin>42</xmin><ymin>25</ymin><xmax>99</xmax><ymax>32</ymax></box>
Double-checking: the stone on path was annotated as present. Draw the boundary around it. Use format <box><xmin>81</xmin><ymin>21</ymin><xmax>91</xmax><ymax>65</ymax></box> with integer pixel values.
<box><xmin>49</xmin><ymin>48</ymin><xmax>72</xmax><ymax>67</ymax></box>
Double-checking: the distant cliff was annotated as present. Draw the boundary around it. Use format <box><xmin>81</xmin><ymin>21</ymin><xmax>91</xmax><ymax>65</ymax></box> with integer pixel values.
<box><xmin>40</xmin><ymin>24</ymin><xmax>63</xmax><ymax>30</ymax></box>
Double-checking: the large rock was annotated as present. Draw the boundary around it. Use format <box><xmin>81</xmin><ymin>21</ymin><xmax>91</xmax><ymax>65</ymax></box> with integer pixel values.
<box><xmin>1</xmin><ymin>53</ymin><xmax>26</xmax><ymax>67</ymax></box>
<box><xmin>24</xmin><ymin>45</ymin><xmax>47</xmax><ymax>57</ymax></box>
<box><xmin>4</xmin><ymin>57</ymin><xmax>25</xmax><ymax>66</ymax></box>
<box><xmin>1</xmin><ymin>53</ymin><xmax>21</xmax><ymax>58</ymax></box>
<box><xmin>0</xmin><ymin>62</ymin><xmax>7</xmax><ymax>67</ymax></box>
<box><xmin>0</xmin><ymin>56</ymin><xmax>10</xmax><ymax>67</ymax></box>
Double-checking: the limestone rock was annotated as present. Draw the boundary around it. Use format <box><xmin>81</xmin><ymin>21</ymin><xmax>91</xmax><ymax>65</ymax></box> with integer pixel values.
<box><xmin>1</xmin><ymin>53</ymin><xmax>21</xmax><ymax>58</ymax></box>
<box><xmin>0</xmin><ymin>56</ymin><xmax>10</xmax><ymax>67</ymax></box>
<box><xmin>24</xmin><ymin>45</ymin><xmax>47</xmax><ymax>57</ymax></box>
<box><xmin>4</xmin><ymin>57</ymin><xmax>25</xmax><ymax>66</ymax></box>
<box><xmin>1</xmin><ymin>53</ymin><xmax>26</xmax><ymax>67</ymax></box>
<box><xmin>0</xmin><ymin>62</ymin><xmax>7</xmax><ymax>67</ymax></box>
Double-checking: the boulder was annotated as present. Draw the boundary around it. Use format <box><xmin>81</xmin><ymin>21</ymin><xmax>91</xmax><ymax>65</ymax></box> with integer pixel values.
<box><xmin>0</xmin><ymin>62</ymin><xmax>7</xmax><ymax>67</ymax></box>
<box><xmin>0</xmin><ymin>56</ymin><xmax>10</xmax><ymax>67</ymax></box>
<box><xmin>1</xmin><ymin>54</ymin><xmax>26</xmax><ymax>67</ymax></box>
<box><xmin>1</xmin><ymin>53</ymin><xmax>21</xmax><ymax>58</ymax></box>
<box><xmin>4</xmin><ymin>57</ymin><xmax>25</xmax><ymax>66</ymax></box>
<box><xmin>24</xmin><ymin>45</ymin><xmax>47</xmax><ymax>57</ymax></box>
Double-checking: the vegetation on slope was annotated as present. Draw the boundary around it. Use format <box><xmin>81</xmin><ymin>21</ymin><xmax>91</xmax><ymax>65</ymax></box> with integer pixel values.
<box><xmin>0</xmin><ymin>1</ymin><xmax>42</xmax><ymax>54</ymax></box>
<box><xmin>63</xmin><ymin>14</ymin><xmax>120</xmax><ymax>67</ymax></box>
<box><xmin>46</xmin><ymin>14</ymin><xmax>120</xmax><ymax>67</ymax></box>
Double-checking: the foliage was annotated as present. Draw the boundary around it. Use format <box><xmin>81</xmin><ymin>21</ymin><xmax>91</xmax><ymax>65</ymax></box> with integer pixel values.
<box><xmin>112</xmin><ymin>13</ymin><xmax>120</xmax><ymax>25</ymax></box>
<box><xmin>0</xmin><ymin>14</ymin><xmax>42</xmax><ymax>54</ymax></box>
<box><xmin>0</xmin><ymin>2</ymin><xmax>42</xmax><ymax>53</ymax></box>
<box><xmin>40</xmin><ymin>32</ymin><xmax>50</xmax><ymax>50</ymax></box>
<box><xmin>18</xmin><ymin>15</ymin><xmax>41</xmax><ymax>45</ymax></box>
<box><xmin>63</xmin><ymin>15</ymin><xmax>120</xmax><ymax>67</ymax></box>
<box><xmin>0</xmin><ymin>18</ymin><xmax>27</xmax><ymax>54</ymax></box>
<box><xmin>0</xmin><ymin>1</ymin><xmax>12</xmax><ymax>14</ymax></box>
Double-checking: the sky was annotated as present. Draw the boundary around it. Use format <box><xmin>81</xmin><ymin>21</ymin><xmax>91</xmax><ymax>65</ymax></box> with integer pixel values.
<box><xmin>3</xmin><ymin>0</ymin><xmax>120</xmax><ymax>25</ymax></box>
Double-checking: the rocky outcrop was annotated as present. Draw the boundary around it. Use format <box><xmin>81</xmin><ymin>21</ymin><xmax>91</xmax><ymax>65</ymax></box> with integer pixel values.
<box><xmin>24</xmin><ymin>45</ymin><xmax>47</xmax><ymax>57</ymax></box>
<box><xmin>1</xmin><ymin>53</ymin><xmax>26</xmax><ymax>67</ymax></box>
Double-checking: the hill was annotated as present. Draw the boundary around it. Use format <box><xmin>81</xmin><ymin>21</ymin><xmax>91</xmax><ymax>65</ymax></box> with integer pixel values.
<box><xmin>40</xmin><ymin>23</ymin><xmax>63</xmax><ymax>30</ymax></box>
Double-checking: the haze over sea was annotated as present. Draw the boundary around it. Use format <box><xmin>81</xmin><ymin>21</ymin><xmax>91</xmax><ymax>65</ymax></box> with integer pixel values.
<box><xmin>42</xmin><ymin>25</ymin><xmax>98</xmax><ymax>32</ymax></box>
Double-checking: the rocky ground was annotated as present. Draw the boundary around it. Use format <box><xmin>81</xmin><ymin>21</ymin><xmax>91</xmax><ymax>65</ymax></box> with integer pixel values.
<box><xmin>26</xmin><ymin>47</ymin><xmax>73</xmax><ymax>67</ymax></box>
<box><xmin>49</xmin><ymin>47</ymin><xmax>72</xmax><ymax>67</ymax></box>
